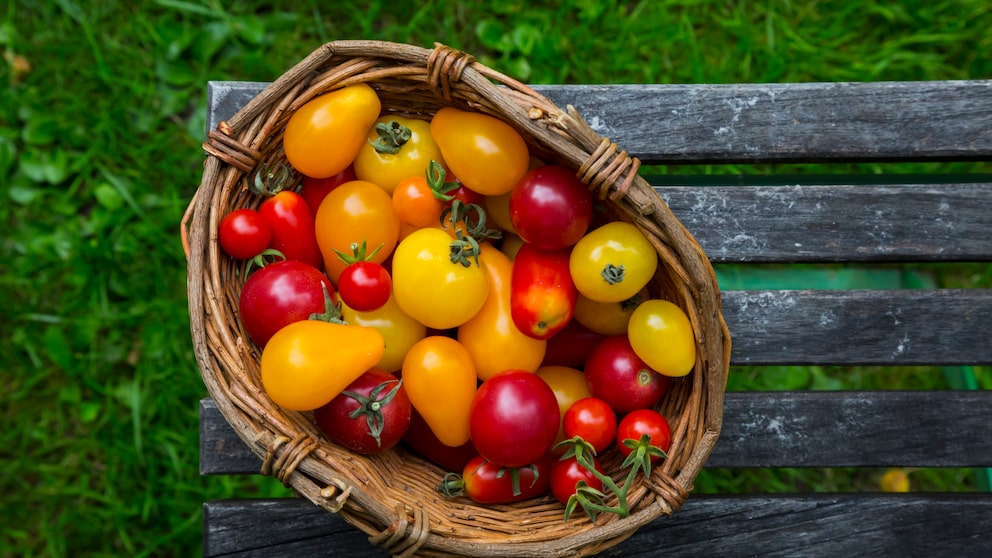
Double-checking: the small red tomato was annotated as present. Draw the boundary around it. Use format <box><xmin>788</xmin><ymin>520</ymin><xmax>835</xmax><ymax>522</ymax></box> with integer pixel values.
<box><xmin>338</xmin><ymin>261</ymin><xmax>392</xmax><ymax>312</ymax></box>
<box><xmin>509</xmin><ymin>165</ymin><xmax>593</xmax><ymax>250</ymax></box>
<box><xmin>616</xmin><ymin>408</ymin><xmax>672</xmax><ymax>462</ymax></box>
<box><xmin>259</xmin><ymin>190</ymin><xmax>324</xmax><ymax>270</ymax></box>
<box><xmin>314</xmin><ymin>369</ymin><xmax>411</xmax><ymax>454</ymax></box>
<box><xmin>550</xmin><ymin>454</ymin><xmax>604</xmax><ymax>506</ymax></box>
<box><xmin>563</xmin><ymin>397</ymin><xmax>617</xmax><ymax>454</ymax></box>
<box><xmin>238</xmin><ymin>260</ymin><xmax>336</xmax><ymax>347</ymax></box>
<box><xmin>469</xmin><ymin>370</ymin><xmax>561</xmax><ymax>468</ymax></box>
<box><xmin>219</xmin><ymin>208</ymin><xmax>271</xmax><ymax>260</ymax></box>
<box><xmin>438</xmin><ymin>454</ymin><xmax>552</xmax><ymax>505</ymax></box>
<box><xmin>300</xmin><ymin>165</ymin><xmax>358</xmax><ymax>215</ymax></box>
<box><xmin>443</xmin><ymin>172</ymin><xmax>486</xmax><ymax>208</ymax></box>
<box><xmin>584</xmin><ymin>335</ymin><xmax>670</xmax><ymax>414</ymax></box>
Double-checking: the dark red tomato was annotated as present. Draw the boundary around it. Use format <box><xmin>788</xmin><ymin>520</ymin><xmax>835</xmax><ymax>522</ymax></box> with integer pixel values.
<box><xmin>219</xmin><ymin>208</ymin><xmax>271</xmax><ymax>260</ymax></box>
<box><xmin>584</xmin><ymin>335</ymin><xmax>670</xmax><ymax>414</ymax></box>
<box><xmin>301</xmin><ymin>165</ymin><xmax>357</xmax><ymax>215</ymax></box>
<box><xmin>403</xmin><ymin>407</ymin><xmax>478</xmax><ymax>472</ymax></box>
<box><xmin>259</xmin><ymin>190</ymin><xmax>324</xmax><ymax>270</ymax></box>
<box><xmin>338</xmin><ymin>261</ymin><xmax>392</xmax><ymax>312</ymax></box>
<box><xmin>508</xmin><ymin>165</ymin><xmax>593</xmax><ymax>250</ymax></box>
<box><xmin>469</xmin><ymin>370</ymin><xmax>561</xmax><ymax>468</ymax></box>
<box><xmin>563</xmin><ymin>397</ymin><xmax>617</xmax><ymax>454</ymax></box>
<box><xmin>238</xmin><ymin>260</ymin><xmax>335</xmax><ymax>347</ymax></box>
<box><xmin>550</xmin><ymin>454</ymin><xmax>604</xmax><ymax>506</ymax></box>
<box><xmin>616</xmin><ymin>408</ymin><xmax>671</xmax><ymax>462</ymax></box>
<box><xmin>314</xmin><ymin>369</ymin><xmax>411</xmax><ymax>454</ymax></box>
<box><xmin>540</xmin><ymin>320</ymin><xmax>606</xmax><ymax>368</ymax></box>
<box><xmin>439</xmin><ymin>454</ymin><xmax>552</xmax><ymax>504</ymax></box>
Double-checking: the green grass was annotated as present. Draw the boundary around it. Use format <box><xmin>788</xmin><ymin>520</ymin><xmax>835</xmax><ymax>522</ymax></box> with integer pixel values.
<box><xmin>2</xmin><ymin>0</ymin><xmax>990</xmax><ymax>556</ymax></box>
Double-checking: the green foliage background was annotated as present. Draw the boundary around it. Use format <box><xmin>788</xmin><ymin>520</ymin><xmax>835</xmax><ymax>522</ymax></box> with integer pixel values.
<box><xmin>2</xmin><ymin>1</ymin><xmax>989</xmax><ymax>556</ymax></box>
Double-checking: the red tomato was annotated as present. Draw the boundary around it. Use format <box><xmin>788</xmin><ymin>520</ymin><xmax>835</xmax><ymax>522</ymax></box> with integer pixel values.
<box><xmin>540</xmin><ymin>320</ymin><xmax>606</xmax><ymax>368</ymax></box>
<box><xmin>563</xmin><ymin>397</ymin><xmax>617</xmax><ymax>454</ymax></box>
<box><xmin>259</xmin><ymin>190</ymin><xmax>324</xmax><ymax>270</ymax></box>
<box><xmin>550</xmin><ymin>454</ymin><xmax>604</xmax><ymax>506</ymax></box>
<box><xmin>300</xmin><ymin>166</ymin><xmax>357</xmax><ymax>215</ymax></box>
<box><xmin>337</xmin><ymin>260</ymin><xmax>392</xmax><ymax>312</ymax></box>
<box><xmin>439</xmin><ymin>454</ymin><xmax>552</xmax><ymax>505</ymax></box>
<box><xmin>238</xmin><ymin>260</ymin><xmax>336</xmax><ymax>347</ymax></box>
<box><xmin>219</xmin><ymin>208</ymin><xmax>271</xmax><ymax>260</ymax></box>
<box><xmin>616</xmin><ymin>409</ymin><xmax>672</xmax><ymax>462</ymax></box>
<box><xmin>509</xmin><ymin>165</ymin><xmax>593</xmax><ymax>250</ymax></box>
<box><xmin>403</xmin><ymin>408</ymin><xmax>478</xmax><ymax>472</ymax></box>
<box><xmin>469</xmin><ymin>370</ymin><xmax>560</xmax><ymax>468</ymax></box>
<box><xmin>584</xmin><ymin>335</ymin><xmax>670</xmax><ymax>414</ymax></box>
<box><xmin>443</xmin><ymin>171</ymin><xmax>486</xmax><ymax>207</ymax></box>
<box><xmin>313</xmin><ymin>369</ymin><xmax>411</xmax><ymax>454</ymax></box>
<box><xmin>510</xmin><ymin>243</ymin><xmax>578</xmax><ymax>340</ymax></box>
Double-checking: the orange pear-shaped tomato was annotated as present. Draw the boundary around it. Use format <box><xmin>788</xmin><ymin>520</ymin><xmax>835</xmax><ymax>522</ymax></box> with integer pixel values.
<box><xmin>261</xmin><ymin>320</ymin><xmax>385</xmax><ymax>411</ymax></box>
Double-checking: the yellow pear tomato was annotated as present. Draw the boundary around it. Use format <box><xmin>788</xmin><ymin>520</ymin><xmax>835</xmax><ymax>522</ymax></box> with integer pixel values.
<box><xmin>340</xmin><ymin>293</ymin><xmax>426</xmax><ymax>373</ymax></box>
<box><xmin>402</xmin><ymin>336</ymin><xmax>477</xmax><ymax>447</ymax></box>
<box><xmin>429</xmin><ymin>107</ymin><xmax>529</xmax><ymax>196</ymax></box>
<box><xmin>627</xmin><ymin>299</ymin><xmax>696</xmax><ymax>377</ymax></box>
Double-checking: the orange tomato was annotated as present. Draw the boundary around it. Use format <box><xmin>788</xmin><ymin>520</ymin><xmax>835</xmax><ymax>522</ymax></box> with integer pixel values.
<box><xmin>402</xmin><ymin>336</ymin><xmax>478</xmax><ymax>447</ymax></box>
<box><xmin>314</xmin><ymin>180</ymin><xmax>400</xmax><ymax>283</ymax></box>
<box><xmin>430</xmin><ymin>107</ymin><xmax>530</xmax><ymax>196</ymax></box>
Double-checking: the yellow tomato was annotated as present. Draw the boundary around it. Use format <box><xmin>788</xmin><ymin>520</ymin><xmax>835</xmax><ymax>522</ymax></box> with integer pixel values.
<box><xmin>402</xmin><ymin>336</ymin><xmax>477</xmax><ymax>447</ymax></box>
<box><xmin>535</xmin><ymin>365</ymin><xmax>593</xmax><ymax>448</ymax></box>
<box><xmin>570</xmin><ymin>221</ymin><xmax>659</xmax><ymax>303</ymax></box>
<box><xmin>458</xmin><ymin>244</ymin><xmax>546</xmax><ymax>381</ymax></box>
<box><xmin>314</xmin><ymin>180</ymin><xmax>400</xmax><ymax>283</ymax></box>
<box><xmin>283</xmin><ymin>83</ymin><xmax>381</xmax><ymax>178</ymax></box>
<box><xmin>391</xmin><ymin>227</ymin><xmax>489</xmax><ymax>330</ymax></box>
<box><xmin>627</xmin><ymin>299</ymin><xmax>696</xmax><ymax>377</ymax></box>
<box><xmin>260</xmin><ymin>320</ymin><xmax>385</xmax><ymax>411</ymax></box>
<box><xmin>572</xmin><ymin>288</ymin><xmax>648</xmax><ymax>336</ymax></box>
<box><xmin>340</xmin><ymin>293</ymin><xmax>426</xmax><ymax>373</ymax></box>
<box><xmin>430</xmin><ymin>107</ymin><xmax>529</xmax><ymax>196</ymax></box>
<box><xmin>354</xmin><ymin>116</ymin><xmax>445</xmax><ymax>195</ymax></box>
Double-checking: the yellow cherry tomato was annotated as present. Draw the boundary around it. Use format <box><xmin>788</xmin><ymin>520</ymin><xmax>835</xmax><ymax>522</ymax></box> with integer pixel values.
<box><xmin>430</xmin><ymin>107</ymin><xmax>530</xmax><ymax>196</ymax></box>
<box><xmin>283</xmin><ymin>83</ymin><xmax>381</xmax><ymax>178</ymax></box>
<box><xmin>573</xmin><ymin>287</ymin><xmax>648</xmax><ymax>336</ymax></box>
<box><xmin>458</xmin><ymin>244</ymin><xmax>546</xmax><ymax>381</ymax></box>
<box><xmin>391</xmin><ymin>227</ymin><xmax>489</xmax><ymax>330</ymax></box>
<box><xmin>354</xmin><ymin>116</ymin><xmax>445</xmax><ymax>195</ymax></box>
<box><xmin>402</xmin><ymin>336</ymin><xmax>478</xmax><ymax>447</ymax></box>
<box><xmin>314</xmin><ymin>180</ymin><xmax>400</xmax><ymax>284</ymax></box>
<box><xmin>341</xmin><ymin>293</ymin><xmax>426</xmax><ymax>373</ymax></box>
<box><xmin>535</xmin><ymin>365</ymin><xmax>593</xmax><ymax>447</ymax></box>
<box><xmin>260</xmin><ymin>320</ymin><xmax>385</xmax><ymax>411</ymax></box>
<box><xmin>627</xmin><ymin>299</ymin><xmax>696</xmax><ymax>377</ymax></box>
<box><xmin>569</xmin><ymin>221</ymin><xmax>659</xmax><ymax>303</ymax></box>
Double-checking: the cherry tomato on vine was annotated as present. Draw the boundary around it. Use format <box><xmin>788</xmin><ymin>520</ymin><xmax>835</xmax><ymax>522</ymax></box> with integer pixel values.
<box><xmin>219</xmin><ymin>208</ymin><xmax>271</xmax><ymax>260</ymax></box>
<box><xmin>509</xmin><ymin>165</ymin><xmax>593</xmax><ymax>250</ymax></box>
<box><xmin>550</xmin><ymin>454</ymin><xmax>604</xmax><ymax>507</ymax></box>
<box><xmin>439</xmin><ymin>454</ymin><xmax>552</xmax><ymax>505</ymax></box>
<box><xmin>616</xmin><ymin>409</ymin><xmax>671</xmax><ymax>462</ymax></box>
<box><xmin>314</xmin><ymin>180</ymin><xmax>400</xmax><ymax>284</ymax></box>
<box><xmin>430</xmin><ymin>107</ymin><xmax>530</xmax><ymax>196</ymax></box>
<box><xmin>313</xmin><ymin>369</ymin><xmax>411</xmax><ymax>454</ymax></box>
<box><xmin>355</xmin><ymin>116</ymin><xmax>445</xmax><ymax>195</ymax></box>
<box><xmin>300</xmin><ymin>165</ymin><xmax>357</xmax><ymax>215</ymax></box>
<box><xmin>238</xmin><ymin>259</ymin><xmax>336</xmax><ymax>348</ymax></box>
<box><xmin>584</xmin><ymin>335</ymin><xmax>669</xmax><ymax>414</ymax></box>
<box><xmin>258</xmin><ymin>190</ymin><xmax>324</xmax><ymax>270</ymax></box>
<box><xmin>569</xmin><ymin>221</ymin><xmax>659</xmax><ymax>303</ymax></box>
<box><xmin>284</xmin><ymin>83</ymin><xmax>381</xmax><ymax>179</ymax></box>
<box><xmin>469</xmin><ymin>370</ymin><xmax>560</xmax><ymax>468</ymax></box>
<box><xmin>563</xmin><ymin>397</ymin><xmax>617</xmax><ymax>454</ymax></box>
<box><xmin>627</xmin><ymin>299</ymin><xmax>696</xmax><ymax>377</ymax></box>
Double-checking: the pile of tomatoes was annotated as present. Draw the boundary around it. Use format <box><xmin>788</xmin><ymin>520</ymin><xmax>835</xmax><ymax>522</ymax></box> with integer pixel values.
<box><xmin>217</xmin><ymin>83</ymin><xmax>697</xmax><ymax>517</ymax></box>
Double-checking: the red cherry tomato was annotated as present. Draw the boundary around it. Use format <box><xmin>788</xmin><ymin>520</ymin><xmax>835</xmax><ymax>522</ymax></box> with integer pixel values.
<box><xmin>300</xmin><ymin>165</ymin><xmax>357</xmax><ymax>216</ymax></box>
<box><xmin>219</xmin><ymin>208</ymin><xmax>271</xmax><ymax>260</ymax></box>
<box><xmin>584</xmin><ymin>335</ymin><xmax>670</xmax><ymax>414</ymax></box>
<box><xmin>550</xmin><ymin>454</ymin><xmax>604</xmax><ymax>506</ymax></box>
<box><xmin>469</xmin><ymin>370</ymin><xmax>561</xmax><ymax>468</ymax></box>
<box><xmin>338</xmin><ymin>261</ymin><xmax>392</xmax><ymax>312</ymax></box>
<box><xmin>509</xmin><ymin>165</ymin><xmax>593</xmax><ymax>250</ymax></box>
<box><xmin>313</xmin><ymin>369</ymin><xmax>411</xmax><ymax>454</ymax></box>
<box><xmin>259</xmin><ymin>190</ymin><xmax>324</xmax><ymax>270</ymax></box>
<box><xmin>616</xmin><ymin>408</ymin><xmax>672</xmax><ymax>462</ymax></box>
<box><xmin>238</xmin><ymin>260</ymin><xmax>336</xmax><ymax>347</ymax></box>
<box><xmin>563</xmin><ymin>397</ymin><xmax>617</xmax><ymax>454</ymax></box>
<box><xmin>439</xmin><ymin>454</ymin><xmax>552</xmax><ymax>505</ymax></box>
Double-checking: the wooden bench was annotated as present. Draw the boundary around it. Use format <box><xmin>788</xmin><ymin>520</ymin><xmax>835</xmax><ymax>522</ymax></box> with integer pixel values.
<box><xmin>199</xmin><ymin>79</ymin><xmax>992</xmax><ymax>557</ymax></box>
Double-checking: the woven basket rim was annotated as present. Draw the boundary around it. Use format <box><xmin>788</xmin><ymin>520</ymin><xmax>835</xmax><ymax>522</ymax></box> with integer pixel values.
<box><xmin>183</xmin><ymin>40</ymin><xmax>730</xmax><ymax>557</ymax></box>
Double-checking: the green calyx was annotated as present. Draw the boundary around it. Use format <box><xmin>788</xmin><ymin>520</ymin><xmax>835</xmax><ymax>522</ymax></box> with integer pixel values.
<box><xmin>341</xmin><ymin>379</ymin><xmax>404</xmax><ymax>448</ymax></box>
<box><xmin>333</xmin><ymin>240</ymin><xmax>383</xmax><ymax>265</ymax></box>
<box><xmin>601</xmin><ymin>263</ymin><xmax>626</xmax><ymax>285</ymax></box>
<box><xmin>369</xmin><ymin>121</ymin><xmax>412</xmax><ymax>155</ymax></box>
<box><xmin>250</xmin><ymin>161</ymin><xmax>294</xmax><ymax>196</ymax></box>
<box><xmin>426</xmin><ymin>160</ymin><xmax>460</xmax><ymax>202</ymax></box>
<box><xmin>242</xmin><ymin>249</ymin><xmax>286</xmax><ymax>281</ymax></box>
<box><xmin>308</xmin><ymin>283</ymin><xmax>348</xmax><ymax>325</ymax></box>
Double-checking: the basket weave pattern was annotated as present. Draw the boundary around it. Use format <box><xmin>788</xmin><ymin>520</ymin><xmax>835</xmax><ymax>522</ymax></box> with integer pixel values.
<box><xmin>183</xmin><ymin>40</ymin><xmax>730</xmax><ymax>557</ymax></box>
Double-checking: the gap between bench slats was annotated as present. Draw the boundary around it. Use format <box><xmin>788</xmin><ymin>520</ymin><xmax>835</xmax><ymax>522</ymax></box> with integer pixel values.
<box><xmin>207</xmin><ymin>80</ymin><xmax>992</xmax><ymax>163</ymax></box>
<box><xmin>200</xmin><ymin>390</ymin><xmax>992</xmax><ymax>473</ymax></box>
<box><xmin>202</xmin><ymin>494</ymin><xmax>992</xmax><ymax>558</ymax></box>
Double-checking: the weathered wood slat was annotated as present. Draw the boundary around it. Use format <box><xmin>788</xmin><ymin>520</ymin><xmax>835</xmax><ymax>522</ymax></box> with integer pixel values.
<box><xmin>203</xmin><ymin>494</ymin><xmax>992</xmax><ymax>558</ymax></box>
<box><xmin>659</xmin><ymin>183</ymin><xmax>992</xmax><ymax>262</ymax></box>
<box><xmin>201</xmin><ymin>389</ymin><xmax>992</xmax><ymax>474</ymax></box>
<box><xmin>208</xmin><ymin>80</ymin><xmax>992</xmax><ymax>163</ymax></box>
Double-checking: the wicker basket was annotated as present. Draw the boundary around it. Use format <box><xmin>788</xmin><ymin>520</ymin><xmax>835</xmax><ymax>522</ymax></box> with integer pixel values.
<box><xmin>182</xmin><ymin>40</ymin><xmax>730</xmax><ymax>557</ymax></box>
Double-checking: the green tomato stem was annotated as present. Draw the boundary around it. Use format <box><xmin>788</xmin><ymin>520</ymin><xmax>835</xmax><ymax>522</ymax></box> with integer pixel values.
<box><xmin>369</xmin><ymin>121</ymin><xmax>412</xmax><ymax>154</ymax></box>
